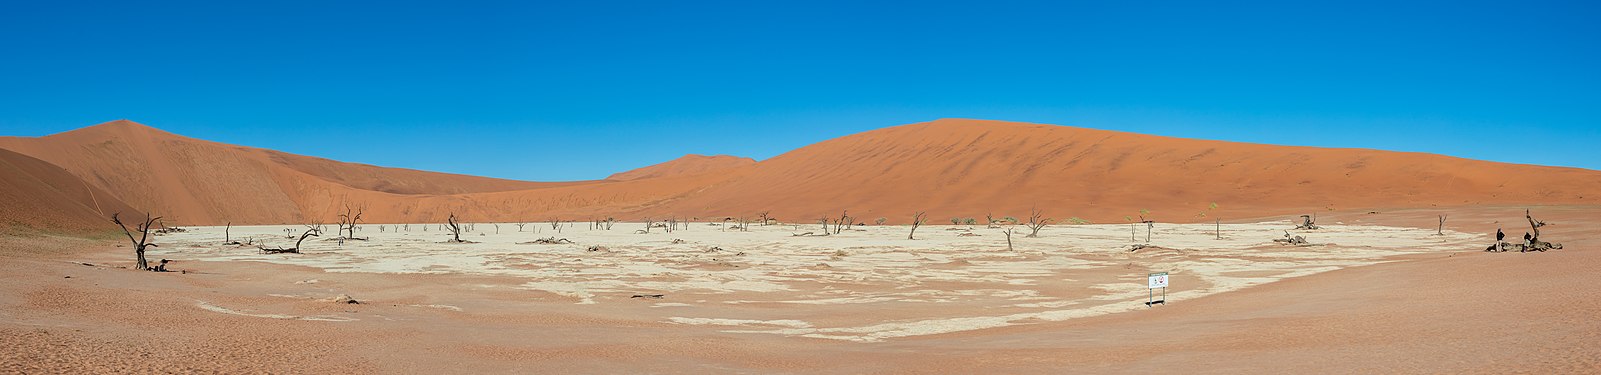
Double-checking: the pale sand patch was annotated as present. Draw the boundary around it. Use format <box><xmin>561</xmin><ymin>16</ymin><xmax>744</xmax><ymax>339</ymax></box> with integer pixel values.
<box><xmin>194</xmin><ymin>301</ymin><xmax>356</xmax><ymax>322</ymax></box>
<box><xmin>154</xmin><ymin>221</ymin><xmax>1483</xmax><ymax>340</ymax></box>
<box><xmin>668</xmin><ymin>317</ymin><xmax>813</xmax><ymax>329</ymax></box>
<box><xmin>411</xmin><ymin>304</ymin><xmax>464</xmax><ymax>312</ymax></box>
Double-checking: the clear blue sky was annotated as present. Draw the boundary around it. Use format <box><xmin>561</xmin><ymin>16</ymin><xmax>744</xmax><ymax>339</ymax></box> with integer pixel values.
<box><xmin>2</xmin><ymin>1</ymin><xmax>1597</xmax><ymax>181</ymax></box>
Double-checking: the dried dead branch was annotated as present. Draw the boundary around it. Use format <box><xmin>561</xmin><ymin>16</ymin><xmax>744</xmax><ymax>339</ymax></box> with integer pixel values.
<box><xmin>260</xmin><ymin>224</ymin><xmax>319</xmax><ymax>254</ymax></box>
<box><xmin>1025</xmin><ymin>207</ymin><xmax>1050</xmax><ymax>238</ymax></box>
<box><xmin>337</xmin><ymin>203</ymin><xmax>366</xmax><ymax>240</ymax></box>
<box><xmin>520</xmin><ymin>237</ymin><xmax>574</xmax><ymax>245</ymax></box>
<box><xmin>1273</xmin><ymin>231</ymin><xmax>1308</xmax><ymax>246</ymax></box>
<box><xmin>1295</xmin><ymin>213</ymin><xmax>1320</xmax><ymax>230</ymax></box>
<box><xmin>111</xmin><ymin>213</ymin><xmax>161</xmax><ymax>270</ymax></box>
<box><xmin>445</xmin><ymin>213</ymin><xmax>465</xmax><ymax>243</ymax></box>
<box><xmin>909</xmin><ymin>211</ymin><xmax>927</xmax><ymax>240</ymax></box>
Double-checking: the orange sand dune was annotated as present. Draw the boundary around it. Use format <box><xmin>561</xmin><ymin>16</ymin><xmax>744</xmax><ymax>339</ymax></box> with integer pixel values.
<box><xmin>0</xmin><ymin>121</ymin><xmax>601</xmax><ymax>225</ymax></box>
<box><xmin>1</xmin><ymin>118</ymin><xmax>1597</xmax><ymax>226</ymax></box>
<box><xmin>606</xmin><ymin>154</ymin><xmax>756</xmax><ymax>181</ymax></box>
<box><xmin>0</xmin><ymin>148</ymin><xmax>137</xmax><ymax>233</ymax></box>
<box><xmin>649</xmin><ymin>119</ymin><xmax>1600</xmax><ymax>223</ymax></box>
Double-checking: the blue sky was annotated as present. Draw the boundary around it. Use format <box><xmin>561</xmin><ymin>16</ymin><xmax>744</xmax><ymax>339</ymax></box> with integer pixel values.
<box><xmin>1</xmin><ymin>1</ymin><xmax>1597</xmax><ymax>181</ymax></box>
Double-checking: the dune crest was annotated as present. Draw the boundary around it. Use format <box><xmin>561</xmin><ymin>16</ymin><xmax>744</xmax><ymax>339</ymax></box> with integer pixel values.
<box><xmin>607</xmin><ymin>154</ymin><xmax>757</xmax><ymax>181</ymax></box>
<box><xmin>1</xmin><ymin>118</ymin><xmax>1596</xmax><ymax>227</ymax></box>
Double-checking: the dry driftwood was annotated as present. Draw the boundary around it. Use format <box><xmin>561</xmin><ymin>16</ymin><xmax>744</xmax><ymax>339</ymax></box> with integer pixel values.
<box><xmin>1273</xmin><ymin>231</ymin><xmax>1309</xmax><ymax>245</ymax></box>
<box><xmin>259</xmin><ymin>226</ymin><xmax>320</xmax><ymax>254</ymax></box>
<box><xmin>1295</xmin><ymin>214</ymin><xmax>1320</xmax><ymax>230</ymax></box>
<box><xmin>520</xmin><ymin>237</ymin><xmax>574</xmax><ymax>245</ymax></box>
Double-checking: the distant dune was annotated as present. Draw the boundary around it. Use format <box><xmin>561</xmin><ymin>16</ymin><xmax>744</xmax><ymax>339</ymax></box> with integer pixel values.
<box><xmin>0</xmin><ymin>120</ymin><xmax>596</xmax><ymax>225</ymax></box>
<box><xmin>1</xmin><ymin>118</ymin><xmax>1596</xmax><ymax>228</ymax></box>
<box><xmin>606</xmin><ymin>154</ymin><xmax>756</xmax><ymax>181</ymax></box>
<box><xmin>647</xmin><ymin>119</ymin><xmax>1601</xmax><ymax>223</ymax></box>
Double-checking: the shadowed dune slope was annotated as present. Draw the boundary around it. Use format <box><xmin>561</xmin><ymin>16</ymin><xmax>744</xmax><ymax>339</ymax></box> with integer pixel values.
<box><xmin>0</xmin><ymin>148</ymin><xmax>138</xmax><ymax>233</ymax></box>
<box><xmin>606</xmin><ymin>154</ymin><xmax>757</xmax><ymax>181</ymax></box>
<box><xmin>1</xmin><ymin>118</ymin><xmax>1597</xmax><ymax>226</ymax></box>
<box><xmin>646</xmin><ymin>119</ymin><xmax>1601</xmax><ymax>223</ymax></box>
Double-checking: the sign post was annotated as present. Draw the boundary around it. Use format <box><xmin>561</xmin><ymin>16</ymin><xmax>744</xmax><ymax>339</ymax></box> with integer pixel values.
<box><xmin>1146</xmin><ymin>272</ymin><xmax>1168</xmax><ymax>306</ymax></box>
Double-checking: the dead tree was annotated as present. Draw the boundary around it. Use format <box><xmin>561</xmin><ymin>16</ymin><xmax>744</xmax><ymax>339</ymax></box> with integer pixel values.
<box><xmin>1273</xmin><ymin>231</ymin><xmax>1308</xmax><ymax>246</ymax></box>
<box><xmin>1144</xmin><ymin>220</ymin><xmax>1155</xmax><ymax>243</ymax></box>
<box><xmin>445</xmin><ymin>213</ymin><xmax>465</xmax><ymax>243</ymax></box>
<box><xmin>1526</xmin><ymin>209</ymin><xmax>1544</xmax><ymax>241</ymax></box>
<box><xmin>516</xmin><ymin>222</ymin><xmax>527</xmax><ymax>232</ymax></box>
<box><xmin>260</xmin><ymin>224</ymin><xmax>319</xmax><ymax>254</ymax></box>
<box><xmin>1436</xmin><ymin>215</ymin><xmax>1447</xmax><ymax>236</ymax></box>
<box><xmin>111</xmin><ymin>213</ymin><xmax>161</xmax><ymax>270</ymax></box>
<box><xmin>758</xmin><ymin>211</ymin><xmax>772</xmax><ymax>226</ymax></box>
<box><xmin>909</xmin><ymin>212</ymin><xmax>927</xmax><ymax>240</ymax></box>
<box><xmin>643</xmin><ymin>217</ymin><xmax>655</xmax><ymax>234</ymax></box>
<box><xmin>1123</xmin><ymin>216</ymin><xmax>1137</xmax><ymax>243</ymax></box>
<box><xmin>1025</xmin><ymin>207</ymin><xmax>1050</xmax><ymax>238</ymax></box>
<box><xmin>605</xmin><ymin>217</ymin><xmax>616</xmax><ymax>230</ymax></box>
<box><xmin>337</xmin><ymin>203</ymin><xmax>365</xmax><ymax>240</ymax></box>
<box><xmin>1296</xmin><ymin>214</ymin><xmax>1319</xmax><ymax>230</ymax></box>
<box><xmin>987</xmin><ymin>212</ymin><xmax>999</xmax><ymax>228</ymax></box>
<box><xmin>835</xmin><ymin>211</ymin><xmax>850</xmax><ymax>234</ymax></box>
<box><xmin>1519</xmin><ymin>209</ymin><xmax>1563</xmax><ymax>252</ymax></box>
<box><xmin>549</xmin><ymin>217</ymin><xmax>562</xmax><ymax>234</ymax></box>
<box><xmin>1003</xmin><ymin>226</ymin><xmax>1015</xmax><ymax>251</ymax></box>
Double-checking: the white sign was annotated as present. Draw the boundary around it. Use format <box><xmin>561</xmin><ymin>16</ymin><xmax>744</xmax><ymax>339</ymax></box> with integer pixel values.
<box><xmin>1148</xmin><ymin>272</ymin><xmax>1169</xmax><ymax>288</ymax></box>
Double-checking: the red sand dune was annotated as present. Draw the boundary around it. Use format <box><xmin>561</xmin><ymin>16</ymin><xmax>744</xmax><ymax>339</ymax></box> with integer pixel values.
<box><xmin>606</xmin><ymin>154</ymin><xmax>756</xmax><ymax>181</ymax></box>
<box><xmin>648</xmin><ymin>119</ymin><xmax>1601</xmax><ymax>223</ymax></box>
<box><xmin>0</xmin><ymin>121</ymin><xmax>605</xmax><ymax>225</ymax></box>
<box><xmin>0</xmin><ymin>148</ymin><xmax>137</xmax><ymax>233</ymax></box>
<box><xmin>1</xmin><ymin>118</ymin><xmax>1597</xmax><ymax>227</ymax></box>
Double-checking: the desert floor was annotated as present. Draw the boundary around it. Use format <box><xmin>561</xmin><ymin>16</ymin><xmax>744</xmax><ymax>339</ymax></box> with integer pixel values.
<box><xmin>2</xmin><ymin>206</ymin><xmax>1597</xmax><ymax>373</ymax></box>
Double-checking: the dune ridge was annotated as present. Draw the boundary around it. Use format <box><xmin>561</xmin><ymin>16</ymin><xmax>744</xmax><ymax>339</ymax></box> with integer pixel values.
<box><xmin>606</xmin><ymin>154</ymin><xmax>757</xmax><ymax>181</ymax></box>
<box><xmin>1</xmin><ymin>118</ymin><xmax>1596</xmax><ymax>227</ymax></box>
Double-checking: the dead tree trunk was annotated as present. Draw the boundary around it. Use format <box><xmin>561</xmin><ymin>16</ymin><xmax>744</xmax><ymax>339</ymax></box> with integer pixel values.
<box><xmin>1003</xmin><ymin>227</ymin><xmax>1014</xmax><ymax>251</ymax></box>
<box><xmin>1437</xmin><ymin>215</ymin><xmax>1447</xmax><ymax>235</ymax></box>
<box><xmin>446</xmin><ymin>213</ymin><xmax>464</xmax><ymax>243</ymax></box>
<box><xmin>759</xmin><ymin>211</ymin><xmax>771</xmax><ymax>226</ymax></box>
<box><xmin>111</xmin><ymin>213</ymin><xmax>160</xmax><ymax>270</ymax></box>
<box><xmin>1026</xmin><ymin>207</ymin><xmax>1049</xmax><ymax>238</ymax></box>
<box><xmin>337</xmin><ymin>203</ymin><xmax>365</xmax><ymax>240</ymax></box>
<box><xmin>1526</xmin><ymin>209</ymin><xmax>1543</xmax><ymax>241</ymax></box>
<box><xmin>909</xmin><ymin>212</ymin><xmax>927</xmax><ymax>240</ymax></box>
<box><xmin>1296</xmin><ymin>214</ymin><xmax>1319</xmax><ymax>230</ymax></box>
<box><xmin>1144</xmin><ymin>221</ymin><xmax>1154</xmax><ymax>243</ymax></box>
